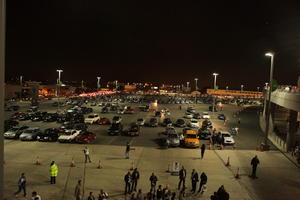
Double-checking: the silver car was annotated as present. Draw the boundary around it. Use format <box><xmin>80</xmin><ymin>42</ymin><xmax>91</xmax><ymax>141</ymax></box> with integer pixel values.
<box><xmin>19</xmin><ymin>127</ymin><xmax>41</xmax><ymax>141</ymax></box>
<box><xmin>4</xmin><ymin>126</ymin><xmax>29</xmax><ymax>139</ymax></box>
<box><xmin>166</xmin><ymin>133</ymin><xmax>181</xmax><ymax>147</ymax></box>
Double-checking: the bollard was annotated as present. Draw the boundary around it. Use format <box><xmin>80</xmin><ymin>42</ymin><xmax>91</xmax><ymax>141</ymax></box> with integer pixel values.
<box><xmin>97</xmin><ymin>160</ymin><xmax>102</xmax><ymax>169</ymax></box>
<box><xmin>225</xmin><ymin>156</ymin><xmax>230</xmax><ymax>167</ymax></box>
<box><xmin>234</xmin><ymin>167</ymin><xmax>240</xmax><ymax>179</ymax></box>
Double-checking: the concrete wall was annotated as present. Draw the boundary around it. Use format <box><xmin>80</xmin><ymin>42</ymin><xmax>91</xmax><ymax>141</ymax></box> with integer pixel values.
<box><xmin>271</xmin><ymin>89</ymin><xmax>300</xmax><ymax>112</ymax></box>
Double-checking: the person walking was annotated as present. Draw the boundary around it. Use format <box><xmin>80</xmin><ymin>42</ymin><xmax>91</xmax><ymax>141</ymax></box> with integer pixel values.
<box><xmin>124</xmin><ymin>171</ymin><xmax>132</xmax><ymax>195</ymax></box>
<box><xmin>87</xmin><ymin>192</ymin><xmax>96</xmax><ymax>200</ymax></box>
<box><xmin>149</xmin><ymin>173</ymin><xmax>158</xmax><ymax>192</ymax></box>
<box><xmin>83</xmin><ymin>146</ymin><xmax>92</xmax><ymax>163</ymax></box>
<box><xmin>74</xmin><ymin>180</ymin><xmax>82</xmax><ymax>200</ymax></box>
<box><xmin>131</xmin><ymin>168</ymin><xmax>140</xmax><ymax>192</ymax></box>
<box><xmin>31</xmin><ymin>191</ymin><xmax>42</xmax><ymax>200</ymax></box>
<box><xmin>156</xmin><ymin>185</ymin><xmax>163</xmax><ymax>200</ymax></box>
<box><xmin>14</xmin><ymin>172</ymin><xmax>26</xmax><ymax>197</ymax></box>
<box><xmin>98</xmin><ymin>189</ymin><xmax>109</xmax><ymax>200</ymax></box>
<box><xmin>198</xmin><ymin>172</ymin><xmax>207</xmax><ymax>193</ymax></box>
<box><xmin>251</xmin><ymin>155</ymin><xmax>260</xmax><ymax>178</ymax></box>
<box><xmin>190</xmin><ymin>169</ymin><xmax>199</xmax><ymax>193</ymax></box>
<box><xmin>49</xmin><ymin>161</ymin><xmax>58</xmax><ymax>184</ymax></box>
<box><xmin>178</xmin><ymin>166</ymin><xmax>186</xmax><ymax>190</ymax></box>
<box><xmin>200</xmin><ymin>144</ymin><xmax>206</xmax><ymax>159</ymax></box>
<box><xmin>125</xmin><ymin>142</ymin><xmax>131</xmax><ymax>159</ymax></box>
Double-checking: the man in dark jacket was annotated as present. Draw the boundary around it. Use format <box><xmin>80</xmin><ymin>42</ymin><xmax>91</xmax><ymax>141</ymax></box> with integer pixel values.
<box><xmin>251</xmin><ymin>155</ymin><xmax>260</xmax><ymax>178</ymax></box>
<box><xmin>178</xmin><ymin>166</ymin><xmax>187</xmax><ymax>190</ymax></box>
<box><xmin>191</xmin><ymin>169</ymin><xmax>199</xmax><ymax>193</ymax></box>
<box><xmin>124</xmin><ymin>171</ymin><xmax>132</xmax><ymax>195</ymax></box>
<box><xmin>131</xmin><ymin>168</ymin><xmax>140</xmax><ymax>192</ymax></box>
<box><xmin>198</xmin><ymin>172</ymin><xmax>207</xmax><ymax>193</ymax></box>
<box><xmin>14</xmin><ymin>172</ymin><xmax>26</xmax><ymax>197</ymax></box>
<box><xmin>149</xmin><ymin>173</ymin><xmax>158</xmax><ymax>192</ymax></box>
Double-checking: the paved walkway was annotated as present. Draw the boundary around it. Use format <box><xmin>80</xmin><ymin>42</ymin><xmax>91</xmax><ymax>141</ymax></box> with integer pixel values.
<box><xmin>4</xmin><ymin>141</ymin><xmax>300</xmax><ymax>200</ymax></box>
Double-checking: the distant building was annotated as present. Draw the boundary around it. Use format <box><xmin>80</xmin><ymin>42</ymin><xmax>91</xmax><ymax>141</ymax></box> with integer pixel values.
<box><xmin>207</xmin><ymin>89</ymin><xmax>262</xmax><ymax>98</ymax></box>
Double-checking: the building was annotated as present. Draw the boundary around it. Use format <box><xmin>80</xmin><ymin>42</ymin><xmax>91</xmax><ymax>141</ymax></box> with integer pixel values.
<box><xmin>207</xmin><ymin>89</ymin><xmax>263</xmax><ymax>98</ymax></box>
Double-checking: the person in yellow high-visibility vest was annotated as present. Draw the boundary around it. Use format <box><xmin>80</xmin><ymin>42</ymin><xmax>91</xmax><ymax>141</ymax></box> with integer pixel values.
<box><xmin>49</xmin><ymin>161</ymin><xmax>58</xmax><ymax>184</ymax></box>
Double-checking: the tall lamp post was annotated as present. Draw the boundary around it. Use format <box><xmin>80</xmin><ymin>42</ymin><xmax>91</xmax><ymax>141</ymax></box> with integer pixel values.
<box><xmin>263</xmin><ymin>52</ymin><xmax>274</xmax><ymax>151</ymax></box>
<box><xmin>241</xmin><ymin>84</ymin><xmax>244</xmax><ymax>91</ymax></box>
<box><xmin>212</xmin><ymin>73</ymin><xmax>219</xmax><ymax>113</ymax></box>
<box><xmin>115</xmin><ymin>80</ymin><xmax>118</xmax><ymax>90</ymax></box>
<box><xmin>257</xmin><ymin>87</ymin><xmax>260</xmax><ymax>92</ymax></box>
<box><xmin>56</xmin><ymin>69</ymin><xmax>63</xmax><ymax>111</ymax></box>
<box><xmin>97</xmin><ymin>76</ymin><xmax>101</xmax><ymax>90</ymax></box>
<box><xmin>194</xmin><ymin>78</ymin><xmax>198</xmax><ymax>91</ymax></box>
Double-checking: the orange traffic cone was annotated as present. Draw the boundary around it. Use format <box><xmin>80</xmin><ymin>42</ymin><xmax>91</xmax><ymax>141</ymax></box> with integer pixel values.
<box><xmin>97</xmin><ymin>160</ymin><xmax>102</xmax><ymax>169</ymax></box>
<box><xmin>225</xmin><ymin>156</ymin><xmax>230</xmax><ymax>167</ymax></box>
<box><xmin>130</xmin><ymin>161</ymin><xmax>134</xmax><ymax>170</ymax></box>
<box><xmin>35</xmin><ymin>156</ymin><xmax>41</xmax><ymax>165</ymax></box>
<box><xmin>70</xmin><ymin>158</ymin><xmax>75</xmax><ymax>167</ymax></box>
<box><xmin>234</xmin><ymin>167</ymin><xmax>240</xmax><ymax>179</ymax></box>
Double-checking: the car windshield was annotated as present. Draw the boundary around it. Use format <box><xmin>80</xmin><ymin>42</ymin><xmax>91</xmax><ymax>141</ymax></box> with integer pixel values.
<box><xmin>191</xmin><ymin>120</ymin><xmax>198</xmax><ymax>123</ymax></box>
<box><xmin>64</xmin><ymin>131</ymin><xmax>75</xmax><ymax>135</ymax></box>
<box><xmin>88</xmin><ymin>115</ymin><xmax>96</xmax><ymax>118</ymax></box>
<box><xmin>169</xmin><ymin>134</ymin><xmax>178</xmax><ymax>138</ymax></box>
<box><xmin>222</xmin><ymin>133</ymin><xmax>231</xmax><ymax>137</ymax></box>
<box><xmin>9</xmin><ymin>128</ymin><xmax>19</xmax><ymax>131</ymax></box>
<box><xmin>186</xmin><ymin>134</ymin><xmax>197</xmax><ymax>138</ymax></box>
<box><xmin>25</xmin><ymin>129</ymin><xmax>36</xmax><ymax>133</ymax></box>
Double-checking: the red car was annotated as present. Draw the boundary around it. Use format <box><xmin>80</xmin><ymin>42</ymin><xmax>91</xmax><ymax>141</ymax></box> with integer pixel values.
<box><xmin>75</xmin><ymin>131</ymin><xmax>96</xmax><ymax>143</ymax></box>
<box><xmin>10</xmin><ymin>112</ymin><xmax>26</xmax><ymax>119</ymax></box>
<box><xmin>96</xmin><ymin>117</ymin><xmax>111</xmax><ymax>125</ymax></box>
<box><xmin>125</xmin><ymin>108</ymin><xmax>135</xmax><ymax>114</ymax></box>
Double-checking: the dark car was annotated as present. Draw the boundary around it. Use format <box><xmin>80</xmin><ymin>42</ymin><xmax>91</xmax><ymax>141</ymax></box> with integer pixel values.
<box><xmin>162</xmin><ymin>118</ymin><xmax>172</xmax><ymax>127</ymax></box>
<box><xmin>19</xmin><ymin>113</ymin><xmax>34</xmax><ymax>121</ymax></box>
<box><xmin>198</xmin><ymin>128</ymin><xmax>212</xmax><ymax>140</ymax></box>
<box><xmin>155</xmin><ymin>111</ymin><xmax>162</xmax><ymax>117</ymax></box>
<box><xmin>75</xmin><ymin>131</ymin><xmax>96</xmax><ymax>143</ymax></box>
<box><xmin>10</xmin><ymin>112</ymin><xmax>26</xmax><ymax>120</ymax></box>
<box><xmin>73</xmin><ymin>123</ymin><xmax>88</xmax><ymax>131</ymax></box>
<box><xmin>124</xmin><ymin>124</ymin><xmax>140</xmax><ymax>136</ymax></box>
<box><xmin>101</xmin><ymin>107</ymin><xmax>109</xmax><ymax>113</ymax></box>
<box><xmin>43</xmin><ymin>113</ymin><xmax>59</xmax><ymax>122</ymax></box>
<box><xmin>112</xmin><ymin>116</ymin><xmax>122</xmax><ymax>124</ymax></box>
<box><xmin>108</xmin><ymin>123</ymin><xmax>123</xmax><ymax>136</ymax></box>
<box><xmin>218</xmin><ymin>114</ymin><xmax>226</xmax><ymax>120</ymax></box>
<box><xmin>193</xmin><ymin>113</ymin><xmax>201</xmax><ymax>119</ymax></box>
<box><xmin>37</xmin><ymin>128</ymin><xmax>60</xmax><ymax>142</ymax></box>
<box><xmin>96</xmin><ymin>117</ymin><xmax>111</xmax><ymax>125</ymax></box>
<box><xmin>5</xmin><ymin>105</ymin><xmax>20</xmax><ymax>111</ymax></box>
<box><xmin>202</xmin><ymin>120</ymin><xmax>213</xmax><ymax>129</ymax></box>
<box><xmin>4</xmin><ymin>119</ymin><xmax>19</xmax><ymax>132</ymax></box>
<box><xmin>146</xmin><ymin>118</ymin><xmax>158</xmax><ymax>127</ymax></box>
<box><xmin>175</xmin><ymin>119</ymin><xmax>186</xmax><ymax>127</ymax></box>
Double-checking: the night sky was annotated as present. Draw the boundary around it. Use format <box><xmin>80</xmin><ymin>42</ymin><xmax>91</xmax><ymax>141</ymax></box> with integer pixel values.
<box><xmin>5</xmin><ymin>0</ymin><xmax>300</xmax><ymax>89</ymax></box>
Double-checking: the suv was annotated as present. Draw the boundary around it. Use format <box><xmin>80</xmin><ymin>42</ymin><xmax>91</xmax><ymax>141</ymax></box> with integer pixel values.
<box><xmin>112</xmin><ymin>116</ymin><xmax>122</xmax><ymax>124</ymax></box>
<box><xmin>175</xmin><ymin>119</ymin><xmax>186</xmax><ymax>127</ymax></box>
<box><xmin>108</xmin><ymin>123</ymin><xmax>123</xmax><ymax>136</ymax></box>
<box><xmin>19</xmin><ymin>127</ymin><xmax>41</xmax><ymax>141</ymax></box>
<box><xmin>148</xmin><ymin>118</ymin><xmax>158</xmax><ymax>127</ymax></box>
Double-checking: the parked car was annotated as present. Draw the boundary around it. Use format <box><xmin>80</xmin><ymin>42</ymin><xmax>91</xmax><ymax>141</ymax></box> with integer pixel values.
<box><xmin>84</xmin><ymin>114</ymin><xmax>100</xmax><ymax>124</ymax></box>
<box><xmin>136</xmin><ymin>118</ymin><xmax>145</xmax><ymax>126</ymax></box>
<box><xmin>162</xmin><ymin>118</ymin><xmax>172</xmax><ymax>127</ymax></box>
<box><xmin>220</xmin><ymin>132</ymin><xmax>235</xmax><ymax>145</ymax></box>
<box><xmin>188</xmin><ymin>119</ymin><xmax>200</xmax><ymax>128</ymax></box>
<box><xmin>218</xmin><ymin>114</ymin><xmax>226</xmax><ymax>120</ymax></box>
<box><xmin>19</xmin><ymin>127</ymin><xmax>41</xmax><ymax>141</ymax></box>
<box><xmin>58</xmin><ymin>129</ymin><xmax>82</xmax><ymax>143</ymax></box>
<box><xmin>75</xmin><ymin>131</ymin><xmax>96</xmax><ymax>143</ymax></box>
<box><xmin>37</xmin><ymin>128</ymin><xmax>60</xmax><ymax>142</ymax></box>
<box><xmin>193</xmin><ymin>113</ymin><xmax>201</xmax><ymax>119</ymax></box>
<box><xmin>202</xmin><ymin>120</ymin><xmax>213</xmax><ymax>129</ymax></box>
<box><xmin>164</xmin><ymin>132</ymin><xmax>181</xmax><ymax>147</ymax></box>
<box><xmin>202</xmin><ymin>112</ymin><xmax>210</xmax><ymax>119</ymax></box>
<box><xmin>101</xmin><ymin>107</ymin><xmax>109</xmax><ymax>113</ymax></box>
<box><xmin>154</xmin><ymin>111</ymin><xmax>162</xmax><ymax>117</ymax></box>
<box><xmin>198</xmin><ymin>128</ymin><xmax>212</xmax><ymax>140</ymax></box>
<box><xmin>4</xmin><ymin>126</ymin><xmax>29</xmax><ymax>139</ymax></box>
<box><xmin>125</xmin><ymin>108</ymin><xmax>135</xmax><ymax>114</ymax></box>
<box><xmin>147</xmin><ymin>118</ymin><xmax>158</xmax><ymax>127</ymax></box>
<box><xmin>184</xmin><ymin>113</ymin><xmax>193</xmax><ymax>119</ymax></box>
<box><xmin>125</xmin><ymin>124</ymin><xmax>140</xmax><ymax>136</ymax></box>
<box><xmin>4</xmin><ymin>119</ymin><xmax>19</xmax><ymax>131</ymax></box>
<box><xmin>184</xmin><ymin>130</ymin><xmax>200</xmax><ymax>148</ymax></box>
<box><xmin>108</xmin><ymin>123</ymin><xmax>123</xmax><ymax>136</ymax></box>
<box><xmin>175</xmin><ymin>119</ymin><xmax>186</xmax><ymax>127</ymax></box>
<box><xmin>96</xmin><ymin>117</ymin><xmax>111</xmax><ymax>125</ymax></box>
<box><xmin>112</xmin><ymin>116</ymin><xmax>122</xmax><ymax>124</ymax></box>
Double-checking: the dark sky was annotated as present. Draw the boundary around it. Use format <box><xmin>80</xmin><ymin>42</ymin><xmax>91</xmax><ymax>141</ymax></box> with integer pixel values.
<box><xmin>5</xmin><ymin>0</ymin><xmax>300</xmax><ymax>89</ymax></box>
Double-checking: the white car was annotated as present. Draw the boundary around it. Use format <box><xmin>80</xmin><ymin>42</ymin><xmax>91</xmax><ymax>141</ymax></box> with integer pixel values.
<box><xmin>188</xmin><ymin>119</ymin><xmax>200</xmax><ymax>128</ymax></box>
<box><xmin>184</xmin><ymin>113</ymin><xmax>193</xmax><ymax>119</ymax></box>
<box><xmin>202</xmin><ymin>112</ymin><xmax>210</xmax><ymax>119</ymax></box>
<box><xmin>58</xmin><ymin>129</ymin><xmax>81</xmax><ymax>143</ymax></box>
<box><xmin>136</xmin><ymin>118</ymin><xmax>146</xmax><ymax>126</ymax></box>
<box><xmin>220</xmin><ymin>132</ymin><xmax>235</xmax><ymax>145</ymax></box>
<box><xmin>84</xmin><ymin>114</ymin><xmax>100</xmax><ymax>124</ymax></box>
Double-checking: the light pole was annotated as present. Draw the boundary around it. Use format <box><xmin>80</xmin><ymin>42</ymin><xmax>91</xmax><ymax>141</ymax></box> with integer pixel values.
<box><xmin>257</xmin><ymin>87</ymin><xmax>260</xmax><ymax>91</ymax></box>
<box><xmin>194</xmin><ymin>78</ymin><xmax>198</xmax><ymax>91</ymax></box>
<box><xmin>97</xmin><ymin>76</ymin><xmax>101</xmax><ymax>90</ymax></box>
<box><xmin>212</xmin><ymin>73</ymin><xmax>219</xmax><ymax>112</ymax></box>
<box><xmin>226</xmin><ymin>86</ymin><xmax>228</xmax><ymax>90</ymax></box>
<box><xmin>241</xmin><ymin>84</ymin><xmax>244</xmax><ymax>91</ymax></box>
<box><xmin>115</xmin><ymin>80</ymin><xmax>118</xmax><ymax>90</ymax></box>
<box><xmin>56</xmin><ymin>69</ymin><xmax>63</xmax><ymax>111</ymax></box>
<box><xmin>263</xmin><ymin>52</ymin><xmax>274</xmax><ymax>151</ymax></box>
<box><xmin>186</xmin><ymin>82</ymin><xmax>190</xmax><ymax>89</ymax></box>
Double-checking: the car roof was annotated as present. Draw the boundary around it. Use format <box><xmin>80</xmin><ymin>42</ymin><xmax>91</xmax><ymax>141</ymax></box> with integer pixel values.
<box><xmin>186</xmin><ymin>130</ymin><xmax>197</xmax><ymax>134</ymax></box>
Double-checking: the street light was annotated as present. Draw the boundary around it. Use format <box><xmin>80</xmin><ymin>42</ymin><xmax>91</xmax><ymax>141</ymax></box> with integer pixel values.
<box><xmin>56</xmin><ymin>69</ymin><xmax>63</xmax><ymax>111</ymax></box>
<box><xmin>226</xmin><ymin>86</ymin><xmax>228</xmax><ymax>90</ymax></box>
<box><xmin>212</xmin><ymin>73</ymin><xmax>219</xmax><ymax>113</ymax></box>
<box><xmin>263</xmin><ymin>52</ymin><xmax>274</xmax><ymax>150</ymax></box>
<box><xmin>241</xmin><ymin>84</ymin><xmax>244</xmax><ymax>91</ymax></box>
<box><xmin>97</xmin><ymin>76</ymin><xmax>101</xmax><ymax>90</ymax></box>
<box><xmin>257</xmin><ymin>87</ymin><xmax>260</xmax><ymax>91</ymax></box>
<box><xmin>115</xmin><ymin>80</ymin><xmax>118</xmax><ymax>90</ymax></box>
<box><xmin>194</xmin><ymin>78</ymin><xmax>198</xmax><ymax>91</ymax></box>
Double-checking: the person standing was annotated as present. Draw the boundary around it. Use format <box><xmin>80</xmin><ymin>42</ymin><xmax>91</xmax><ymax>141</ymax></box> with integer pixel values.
<box><xmin>98</xmin><ymin>189</ymin><xmax>109</xmax><ymax>200</ymax></box>
<box><xmin>31</xmin><ymin>191</ymin><xmax>41</xmax><ymax>200</ymax></box>
<box><xmin>190</xmin><ymin>169</ymin><xmax>198</xmax><ymax>193</ymax></box>
<box><xmin>149</xmin><ymin>173</ymin><xmax>158</xmax><ymax>192</ymax></box>
<box><xmin>179</xmin><ymin>187</ymin><xmax>185</xmax><ymax>200</ymax></box>
<box><xmin>136</xmin><ymin>189</ymin><xmax>144</xmax><ymax>200</ymax></box>
<box><xmin>83</xmin><ymin>146</ymin><xmax>92</xmax><ymax>163</ymax></box>
<box><xmin>156</xmin><ymin>185</ymin><xmax>163</xmax><ymax>200</ymax></box>
<box><xmin>131</xmin><ymin>168</ymin><xmax>140</xmax><ymax>192</ymax></box>
<box><xmin>87</xmin><ymin>192</ymin><xmax>96</xmax><ymax>200</ymax></box>
<box><xmin>198</xmin><ymin>172</ymin><xmax>207</xmax><ymax>193</ymax></box>
<box><xmin>125</xmin><ymin>142</ymin><xmax>131</xmax><ymax>159</ymax></box>
<box><xmin>49</xmin><ymin>161</ymin><xmax>58</xmax><ymax>184</ymax></box>
<box><xmin>251</xmin><ymin>155</ymin><xmax>260</xmax><ymax>178</ymax></box>
<box><xmin>200</xmin><ymin>144</ymin><xmax>206</xmax><ymax>159</ymax></box>
<box><xmin>74</xmin><ymin>180</ymin><xmax>82</xmax><ymax>200</ymax></box>
<box><xmin>178</xmin><ymin>166</ymin><xmax>186</xmax><ymax>190</ymax></box>
<box><xmin>124</xmin><ymin>171</ymin><xmax>132</xmax><ymax>195</ymax></box>
<box><xmin>14</xmin><ymin>172</ymin><xmax>26</xmax><ymax>197</ymax></box>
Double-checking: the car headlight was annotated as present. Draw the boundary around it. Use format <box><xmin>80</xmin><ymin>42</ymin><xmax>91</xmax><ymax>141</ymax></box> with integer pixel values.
<box><xmin>37</xmin><ymin>136</ymin><xmax>40</xmax><ymax>139</ymax></box>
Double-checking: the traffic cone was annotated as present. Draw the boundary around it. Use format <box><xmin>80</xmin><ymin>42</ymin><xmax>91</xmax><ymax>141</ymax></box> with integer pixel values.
<box><xmin>225</xmin><ymin>156</ymin><xmax>230</xmax><ymax>167</ymax></box>
<box><xmin>130</xmin><ymin>161</ymin><xmax>134</xmax><ymax>170</ymax></box>
<box><xmin>234</xmin><ymin>167</ymin><xmax>240</xmax><ymax>179</ymax></box>
<box><xmin>208</xmin><ymin>144</ymin><xmax>211</xmax><ymax>150</ymax></box>
<box><xmin>97</xmin><ymin>160</ymin><xmax>102</xmax><ymax>169</ymax></box>
<box><xmin>70</xmin><ymin>158</ymin><xmax>75</xmax><ymax>167</ymax></box>
<box><xmin>35</xmin><ymin>156</ymin><xmax>41</xmax><ymax>165</ymax></box>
